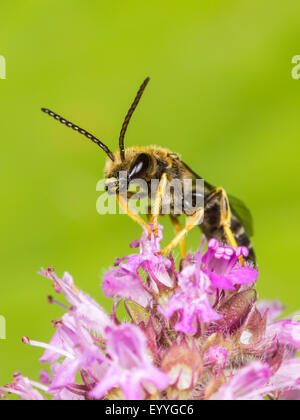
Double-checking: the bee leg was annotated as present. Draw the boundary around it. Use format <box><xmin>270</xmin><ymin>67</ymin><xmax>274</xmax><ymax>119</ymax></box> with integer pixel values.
<box><xmin>116</xmin><ymin>193</ymin><xmax>151</xmax><ymax>238</ymax></box>
<box><xmin>159</xmin><ymin>208</ymin><xmax>204</xmax><ymax>256</ymax></box>
<box><xmin>152</xmin><ymin>173</ymin><xmax>168</xmax><ymax>237</ymax></box>
<box><xmin>146</xmin><ymin>205</ymin><xmax>153</xmax><ymax>223</ymax></box>
<box><xmin>205</xmin><ymin>187</ymin><xmax>238</xmax><ymax>249</ymax></box>
<box><xmin>170</xmin><ymin>215</ymin><xmax>187</xmax><ymax>258</ymax></box>
<box><xmin>205</xmin><ymin>187</ymin><xmax>246</xmax><ymax>265</ymax></box>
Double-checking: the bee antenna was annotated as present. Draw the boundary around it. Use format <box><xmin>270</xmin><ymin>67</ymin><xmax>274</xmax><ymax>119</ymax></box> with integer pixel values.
<box><xmin>119</xmin><ymin>77</ymin><xmax>150</xmax><ymax>161</ymax></box>
<box><xmin>41</xmin><ymin>108</ymin><xmax>115</xmax><ymax>161</ymax></box>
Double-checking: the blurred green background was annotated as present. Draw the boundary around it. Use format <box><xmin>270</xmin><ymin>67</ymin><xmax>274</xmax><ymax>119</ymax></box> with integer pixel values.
<box><xmin>0</xmin><ymin>0</ymin><xmax>300</xmax><ymax>385</ymax></box>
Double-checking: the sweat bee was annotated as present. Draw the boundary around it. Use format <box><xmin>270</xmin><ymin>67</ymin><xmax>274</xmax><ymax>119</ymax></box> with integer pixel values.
<box><xmin>41</xmin><ymin>78</ymin><xmax>255</xmax><ymax>262</ymax></box>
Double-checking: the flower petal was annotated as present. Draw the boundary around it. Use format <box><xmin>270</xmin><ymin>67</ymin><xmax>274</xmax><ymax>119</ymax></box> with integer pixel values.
<box><xmin>211</xmin><ymin>362</ymin><xmax>272</xmax><ymax>400</ymax></box>
<box><xmin>103</xmin><ymin>268</ymin><xmax>152</xmax><ymax>308</ymax></box>
<box><xmin>227</xmin><ymin>266</ymin><xmax>258</xmax><ymax>286</ymax></box>
<box><xmin>266</xmin><ymin>320</ymin><xmax>300</xmax><ymax>349</ymax></box>
<box><xmin>256</xmin><ymin>299</ymin><xmax>284</xmax><ymax>323</ymax></box>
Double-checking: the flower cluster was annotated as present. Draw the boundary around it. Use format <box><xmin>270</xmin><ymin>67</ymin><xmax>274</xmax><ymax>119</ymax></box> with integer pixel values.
<box><xmin>1</xmin><ymin>225</ymin><xmax>300</xmax><ymax>400</ymax></box>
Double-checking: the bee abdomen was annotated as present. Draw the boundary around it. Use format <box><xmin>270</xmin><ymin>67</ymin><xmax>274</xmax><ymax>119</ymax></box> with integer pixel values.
<box><xmin>201</xmin><ymin>204</ymin><xmax>255</xmax><ymax>263</ymax></box>
<box><xmin>230</xmin><ymin>215</ymin><xmax>255</xmax><ymax>262</ymax></box>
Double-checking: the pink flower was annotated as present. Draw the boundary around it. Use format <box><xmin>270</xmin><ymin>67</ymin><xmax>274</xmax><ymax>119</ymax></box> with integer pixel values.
<box><xmin>3</xmin><ymin>224</ymin><xmax>300</xmax><ymax>400</ymax></box>
<box><xmin>102</xmin><ymin>267</ymin><xmax>152</xmax><ymax>307</ymax></box>
<box><xmin>23</xmin><ymin>317</ymin><xmax>105</xmax><ymax>393</ymax></box>
<box><xmin>257</xmin><ymin>299</ymin><xmax>285</xmax><ymax>323</ymax></box>
<box><xmin>266</xmin><ymin>320</ymin><xmax>300</xmax><ymax>350</ymax></box>
<box><xmin>102</xmin><ymin>226</ymin><xmax>174</xmax><ymax>305</ymax></box>
<box><xmin>202</xmin><ymin>238</ymin><xmax>258</xmax><ymax>290</ymax></box>
<box><xmin>49</xmin><ymin>326</ymin><xmax>104</xmax><ymax>392</ymax></box>
<box><xmin>270</xmin><ymin>359</ymin><xmax>300</xmax><ymax>390</ymax></box>
<box><xmin>204</xmin><ymin>346</ymin><xmax>228</xmax><ymax>371</ymax></box>
<box><xmin>212</xmin><ymin>362</ymin><xmax>273</xmax><ymax>400</ymax></box>
<box><xmin>163</xmin><ymin>252</ymin><xmax>222</xmax><ymax>335</ymax></box>
<box><xmin>126</xmin><ymin>226</ymin><xmax>174</xmax><ymax>288</ymax></box>
<box><xmin>213</xmin><ymin>359</ymin><xmax>300</xmax><ymax>400</ymax></box>
<box><xmin>90</xmin><ymin>324</ymin><xmax>170</xmax><ymax>400</ymax></box>
<box><xmin>40</xmin><ymin>268</ymin><xmax>113</xmax><ymax>337</ymax></box>
<box><xmin>0</xmin><ymin>373</ymin><xmax>46</xmax><ymax>400</ymax></box>
<box><xmin>254</xmin><ymin>300</ymin><xmax>300</xmax><ymax>357</ymax></box>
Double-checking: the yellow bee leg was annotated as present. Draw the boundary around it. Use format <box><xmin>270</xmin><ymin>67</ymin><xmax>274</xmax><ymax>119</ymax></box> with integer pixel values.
<box><xmin>146</xmin><ymin>205</ymin><xmax>153</xmax><ymax>224</ymax></box>
<box><xmin>206</xmin><ymin>187</ymin><xmax>245</xmax><ymax>265</ymax></box>
<box><xmin>206</xmin><ymin>187</ymin><xmax>238</xmax><ymax>249</ymax></box>
<box><xmin>159</xmin><ymin>208</ymin><xmax>204</xmax><ymax>256</ymax></box>
<box><xmin>116</xmin><ymin>193</ymin><xmax>151</xmax><ymax>238</ymax></box>
<box><xmin>152</xmin><ymin>173</ymin><xmax>168</xmax><ymax>237</ymax></box>
<box><xmin>170</xmin><ymin>215</ymin><xmax>187</xmax><ymax>258</ymax></box>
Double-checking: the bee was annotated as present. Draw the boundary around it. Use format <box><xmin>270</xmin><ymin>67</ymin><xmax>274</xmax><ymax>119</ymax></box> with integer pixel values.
<box><xmin>41</xmin><ymin>78</ymin><xmax>255</xmax><ymax>262</ymax></box>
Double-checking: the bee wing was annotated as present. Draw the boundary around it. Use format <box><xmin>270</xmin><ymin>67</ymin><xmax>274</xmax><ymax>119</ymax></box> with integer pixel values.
<box><xmin>180</xmin><ymin>160</ymin><xmax>254</xmax><ymax>236</ymax></box>
<box><xmin>228</xmin><ymin>194</ymin><xmax>254</xmax><ymax>237</ymax></box>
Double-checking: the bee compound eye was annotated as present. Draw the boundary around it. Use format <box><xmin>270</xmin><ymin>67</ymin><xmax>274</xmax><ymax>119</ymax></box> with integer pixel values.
<box><xmin>129</xmin><ymin>153</ymin><xmax>151</xmax><ymax>180</ymax></box>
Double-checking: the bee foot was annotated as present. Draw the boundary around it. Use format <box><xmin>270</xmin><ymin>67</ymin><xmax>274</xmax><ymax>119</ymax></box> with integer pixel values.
<box><xmin>153</xmin><ymin>228</ymin><xmax>159</xmax><ymax>238</ymax></box>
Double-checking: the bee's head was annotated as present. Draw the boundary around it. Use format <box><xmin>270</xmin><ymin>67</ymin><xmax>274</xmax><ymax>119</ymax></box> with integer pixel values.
<box><xmin>41</xmin><ymin>77</ymin><xmax>151</xmax><ymax>195</ymax></box>
<box><xmin>104</xmin><ymin>149</ymin><xmax>153</xmax><ymax>194</ymax></box>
